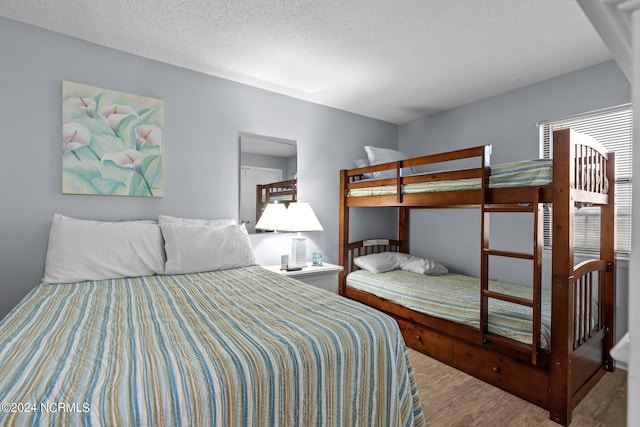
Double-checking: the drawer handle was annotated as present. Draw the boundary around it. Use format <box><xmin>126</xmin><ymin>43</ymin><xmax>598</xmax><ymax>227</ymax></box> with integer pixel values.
<box><xmin>492</xmin><ymin>365</ymin><xmax>501</xmax><ymax>373</ymax></box>
<box><xmin>416</xmin><ymin>335</ymin><xmax>423</xmax><ymax>342</ymax></box>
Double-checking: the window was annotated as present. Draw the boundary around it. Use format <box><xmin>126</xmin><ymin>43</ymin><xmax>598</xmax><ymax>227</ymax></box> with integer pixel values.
<box><xmin>538</xmin><ymin>104</ymin><xmax>632</xmax><ymax>258</ymax></box>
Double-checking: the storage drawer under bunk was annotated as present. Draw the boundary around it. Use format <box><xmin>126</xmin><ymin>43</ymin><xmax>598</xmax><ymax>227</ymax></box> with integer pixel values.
<box><xmin>394</xmin><ymin>315</ymin><xmax>549</xmax><ymax>409</ymax></box>
<box><xmin>453</xmin><ymin>339</ymin><xmax>549</xmax><ymax>408</ymax></box>
<box><xmin>394</xmin><ymin>316</ymin><xmax>454</xmax><ymax>364</ymax></box>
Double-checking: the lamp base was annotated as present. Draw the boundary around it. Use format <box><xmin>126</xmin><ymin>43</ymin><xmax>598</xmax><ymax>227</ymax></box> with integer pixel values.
<box><xmin>290</xmin><ymin>236</ymin><xmax>307</xmax><ymax>268</ymax></box>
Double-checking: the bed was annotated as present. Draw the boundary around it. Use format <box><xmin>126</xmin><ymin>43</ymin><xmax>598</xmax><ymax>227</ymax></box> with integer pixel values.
<box><xmin>256</xmin><ymin>179</ymin><xmax>296</xmax><ymax>230</ymax></box>
<box><xmin>0</xmin><ymin>214</ymin><xmax>424</xmax><ymax>426</ymax></box>
<box><xmin>338</xmin><ymin>129</ymin><xmax>616</xmax><ymax>426</ymax></box>
<box><xmin>347</xmin><ymin>268</ymin><xmax>554</xmax><ymax>349</ymax></box>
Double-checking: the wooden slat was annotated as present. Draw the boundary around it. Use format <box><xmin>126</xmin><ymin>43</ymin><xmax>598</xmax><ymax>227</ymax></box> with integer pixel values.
<box><xmin>483</xmin><ymin>204</ymin><xmax>534</xmax><ymax>213</ymax></box>
<box><xmin>482</xmin><ymin>289</ymin><xmax>534</xmax><ymax>307</ymax></box>
<box><xmin>347</xmin><ymin>177</ymin><xmax>397</xmax><ymax>189</ymax></box>
<box><xmin>402</xmin><ymin>145</ymin><xmax>490</xmax><ymax>167</ymax></box>
<box><xmin>482</xmin><ymin>333</ymin><xmax>538</xmax><ymax>354</ymax></box>
<box><xmin>401</xmin><ymin>167</ymin><xmax>484</xmax><ymax>184</ymax></box>
<box><xmin>532</xmin><ymin>189</ymin><xmax>543</xmax><ymax>364</ymax></box>
<box><xmin>344</xmin><ymin>186</ymin><xmax>562</xmax><ymax>208</ymax></box>
<box><xmin>483</xmin><ymin>249</ymin><xmax>534</xmax><ymax>260</ymax></box>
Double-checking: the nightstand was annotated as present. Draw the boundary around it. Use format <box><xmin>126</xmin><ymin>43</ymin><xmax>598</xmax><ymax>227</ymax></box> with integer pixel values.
<box><xmin>262</xmin><ymin>262</ymin><xmax>344</xmax><ymax>293</ymax></box>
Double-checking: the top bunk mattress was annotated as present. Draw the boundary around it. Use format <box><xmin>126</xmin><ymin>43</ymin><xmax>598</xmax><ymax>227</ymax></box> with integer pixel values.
<box><xmin>348</xmin><ymin>159</ymin><xmax>553</xmax><ymax>197</ymax></box>
<box><xmin>347</xmin><ymin>268</ymin><xmax>553</xmax><ymax>349</ymax></box>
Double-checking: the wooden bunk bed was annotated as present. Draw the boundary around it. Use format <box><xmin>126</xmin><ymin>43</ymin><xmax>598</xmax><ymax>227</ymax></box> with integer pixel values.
<box><xmin>255</xmin><ymin>178</ymin><xmax>296</xmax><ymax>229</ymax></box>
<box><xmin>338</xmin><ymin>128</ymin><xmax>616</xmax><ymax>426</ymax></box>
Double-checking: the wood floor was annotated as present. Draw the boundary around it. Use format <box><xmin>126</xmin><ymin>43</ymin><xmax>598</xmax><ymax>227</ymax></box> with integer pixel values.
<box><xmin>407</xmin><ymin>348</ymin><xmax>627</xmax><ymax>427</ymax></box>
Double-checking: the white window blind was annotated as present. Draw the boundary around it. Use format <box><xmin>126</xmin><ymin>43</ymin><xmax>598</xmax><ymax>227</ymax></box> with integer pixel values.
<box><xmin>538</xmin><ymin>104</ymin><xmax>632</xmax><ymax>257</ymax></box>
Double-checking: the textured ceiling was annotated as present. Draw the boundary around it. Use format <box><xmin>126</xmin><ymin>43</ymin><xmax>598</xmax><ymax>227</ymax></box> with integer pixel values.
<box><xmin>0</xmin><ymin>0</ymin><xmax>611</xmax><ymax>124</ymax></box>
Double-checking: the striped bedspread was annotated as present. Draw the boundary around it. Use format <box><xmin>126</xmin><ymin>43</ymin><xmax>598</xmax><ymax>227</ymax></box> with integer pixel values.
<box><xmin>347</xmin><ymin>269</ymin><xmax>552</xmax><ymax>349</ymax></box>
<box><xmin>348</xmin><ymin>159</ymin><xmax>553</xmax><ymax>197</ymax></box>
<box><xmin>0</xmin><ymin>266</ymin><xmax>424</xmax><ymax>426</ymax></box>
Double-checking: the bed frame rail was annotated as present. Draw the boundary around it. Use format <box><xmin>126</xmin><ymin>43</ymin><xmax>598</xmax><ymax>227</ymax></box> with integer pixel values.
<box><xmin>346</xmin><ymin>239</ymin><xmax>402</xmax><ymax>270</ymax></box>
<box><xmin>571</xmin><ymin>259</ymin><xmax>613</xmax><ymax>349</ymax></box>
<box><xmin>343</xmin><ymin>145</ymin><xmax>491</xmax><ymax>206</ymax></box>
<box><xmin>257</xmin><ymin>179</ymin><xmax>297</xmax><ymax>202</ymax></box>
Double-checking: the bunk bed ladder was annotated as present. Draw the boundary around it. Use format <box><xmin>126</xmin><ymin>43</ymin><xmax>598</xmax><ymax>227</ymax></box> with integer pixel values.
<box><xmin>480</xmin><ymin>189</ymin><xmax>543</xmax><ymax>364</ymax></box>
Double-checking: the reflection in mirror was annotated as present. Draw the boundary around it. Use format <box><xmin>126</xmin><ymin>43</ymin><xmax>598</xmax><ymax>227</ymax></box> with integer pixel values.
<box><xmin>240</xmin><ymin>134</ymin><xmax>297</xmax><ymax>233</ymax></box>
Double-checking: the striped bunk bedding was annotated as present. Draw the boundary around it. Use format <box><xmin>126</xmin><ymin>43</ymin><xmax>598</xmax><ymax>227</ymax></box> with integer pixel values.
<box><xmin>348</xmin><ymin>159</ymin><xmax>553</xmax><ymax>197</ymax></box>
<box><xmin>0</xmin><ymin>266</ymin><xmax>425</xmax><ymax>426</ymax></box>
<box><xmin>347</xmin><ymin>269</ymin><xmax>554</xmax><ymax>349</ymax></box>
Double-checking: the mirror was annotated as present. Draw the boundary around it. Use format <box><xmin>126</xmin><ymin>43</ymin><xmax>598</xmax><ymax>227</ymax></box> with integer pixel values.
<box><xmin>240</xmin><ymin>133</ymin><xmax>297</xmax><ymax>233</ymax></box>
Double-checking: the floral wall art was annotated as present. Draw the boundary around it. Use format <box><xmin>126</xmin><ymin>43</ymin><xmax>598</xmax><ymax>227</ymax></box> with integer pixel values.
<box><xmin>62</xmin><ymin>81</ymin><xmax>164</xmax><ymax>197</ymax></box>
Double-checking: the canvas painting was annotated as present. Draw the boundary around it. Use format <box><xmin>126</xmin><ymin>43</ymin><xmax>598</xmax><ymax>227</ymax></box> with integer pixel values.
<box><xmin>62</xmin><ymin>81</ymin><xmax>164</xmax><ymax>197</ymax></box>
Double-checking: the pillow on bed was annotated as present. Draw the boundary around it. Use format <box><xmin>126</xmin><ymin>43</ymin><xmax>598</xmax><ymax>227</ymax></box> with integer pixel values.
<box><xmin>158</xmin><ymin>215</ymin><xmax>237</xmax><ymax>227</ymax></box>
<box><xmin>43</xmin><ymin>214</ymin><xmax>165</xmax><ymax>284</ymax></box>
<box><xmin>158</xmin><ymin>215</ymin><xmax>248</xmax><ymax>234</ymax></box>
<box><xmin>364</xmin><ymin>146</ymin><xmax>416</xmax><ymax>178</ymax></box>
<box><xmin>400</xmin><ymin>256</ymin><xmax>448</xmax><ymax>276</ymax></box>
<box><xmin>354</xmin><ymin>251</ymin><xmax>448</xmax><ymax>276</ymax></box>
<box><xmin>354</xmin><ymin>252</ymin><xmax>411</xmax><ymax>273</ymax></box>
<box><xmin>353</xmin><ymin>158</ymin><xmax>374</xmax><ymax>179</ymax></box>
<box><xmin>161</xmin><ymin>223</ymin><xmax>256</xmax><ymax>275</ymax></box>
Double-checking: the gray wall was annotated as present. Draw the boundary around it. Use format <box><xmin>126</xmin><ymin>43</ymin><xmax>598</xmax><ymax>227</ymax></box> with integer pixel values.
<box><xmin>398</xmin><ymin>60</ymin><xmax>630</xmax><ymax>341</ymax></box>
<box><xmin>0</xmin><ymin>17</ymin><xmax>398</xmax><ymax>319</ymax></box>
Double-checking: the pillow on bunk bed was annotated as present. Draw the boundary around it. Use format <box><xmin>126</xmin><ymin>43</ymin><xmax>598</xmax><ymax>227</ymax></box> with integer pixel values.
<box><xmin>400</xmin><ymin>256</ymin><xmax>448</xmax><ymax>276</ymax></box>
<box><xmin>354</xmin><ymin>252</ymin><xmax>411</xmax><ymax>273</ymax></box>
<box><xmin>160</xmin><ymin>222</ymin><xmax>256</xmax><ymax>275</ymax></box>
<box><xmin>354</xmin><ymin>251</ymin><xmax>448</xmax><ymax>275</ymax></box>
<box><xmin>353</xmin><ymin>158</ymin><xmax>374</xmax><ymax>179</ymax></box>
<box><xmin>364</xmin><ymin>146</ymin><xmax>416</xmax><ymax>178</ymax></box>
<box><xmin>42</xmin><ymin>214</ymin><xmax>166</xmax><ymax>284</ymax></box>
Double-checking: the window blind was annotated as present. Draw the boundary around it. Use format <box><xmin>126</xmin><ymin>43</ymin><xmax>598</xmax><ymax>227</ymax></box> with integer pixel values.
<box><xmin>538</xmin><ymin>104</ymin><xmax>632</xmax><ymax>257</ymax></box>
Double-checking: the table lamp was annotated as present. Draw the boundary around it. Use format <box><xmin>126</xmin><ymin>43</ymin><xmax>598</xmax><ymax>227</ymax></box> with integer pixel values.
<box><xmin>278</xmin><ymin>202</ymin><xmax>323</xmax><ymax>268</ymax></box>
<box><xmin>254</xmin><ymin>202</ymin><xmax>287</xmax><ymax>232</ymax></box>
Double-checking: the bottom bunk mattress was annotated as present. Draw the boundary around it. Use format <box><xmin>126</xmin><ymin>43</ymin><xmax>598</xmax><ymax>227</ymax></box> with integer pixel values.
<box><xmin>346</xmin><ymin>269</ymin><xmax>553</xmax><ymax>349</ymax></box>
<box><xmin>0</xmin><ymin>266</ymin><xmax>424</xmax><ymax>426</ymax></box>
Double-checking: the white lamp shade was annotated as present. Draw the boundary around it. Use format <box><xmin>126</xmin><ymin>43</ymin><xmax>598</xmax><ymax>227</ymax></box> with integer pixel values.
<box><xmin>278</xmin><ymin>202</ymin><xmax>324</xmax><ymax>232</ymax></box>
<box><xmin>255</xmin><ymin>203</ymin><xmax>287</xmax><ymax>231</ymax></box>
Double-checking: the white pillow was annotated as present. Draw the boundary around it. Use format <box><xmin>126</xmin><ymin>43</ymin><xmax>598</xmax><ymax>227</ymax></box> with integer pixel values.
<box><xmin>354</xmin><ymin>252</ymin><xmax>411</xmax><ymax>273</ymax></box>
<box><xmin>158</xmin><ymin>215</ymin><xmax>248</xmax><ymax>234</ymax></box>
<box><xmin>400</xmin><ymin>256</ymin><xmax>448</xmax><ymax>276</ymax></box>
<box><xmin>353</xmin><ymin>158</ymin><xmax>374</xmax><ymax>179</ymax></box>
<box><xmin>43</xmin><ymin>214</ymin><xmax>165</xmax><ymax>284</ymax></box>
<box><xmin>364</xmin><ymin>146</ymin><xmax>416</xmax><ymax>178</ymax></box>
<box><xmin>158</xmin><ymin>215</ymin><xmax>237</xmax><ymax>227</ymax></box>
<box><xmin>161</xmin><ymin>223</ymin><xmax>256</xmax><ymax>275</ymax></box>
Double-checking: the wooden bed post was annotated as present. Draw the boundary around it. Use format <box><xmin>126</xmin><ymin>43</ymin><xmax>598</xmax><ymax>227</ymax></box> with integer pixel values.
<box><xmin>256</xmin><ymin>184</ymin><xmax>264</xmax><ymax>233</ymax></box>
<box><xmin>549</xmin><ymin>129</ymin><xmax>575</xmax><ymax>426</ymax></box>
<box><xmin>339</xmin><ymin>170</ymin><xmax>349</xmax><ymax>295</ymax></box>
<box><xmin>602</xmin><ymin>152</ymin><xmax>616</xmax><ymax>372</ymax></box>
<box><xmin>399</xmin><ymin>207</ymin><xmax>409</xmax><ymax>253</ymax></box>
